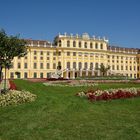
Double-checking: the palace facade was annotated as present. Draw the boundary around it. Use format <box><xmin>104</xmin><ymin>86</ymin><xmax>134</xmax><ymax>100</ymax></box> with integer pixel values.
<box><xmin>5</xmin><ymin>33</ymin><xmax>140</xmax><ymax>79</ymax></box>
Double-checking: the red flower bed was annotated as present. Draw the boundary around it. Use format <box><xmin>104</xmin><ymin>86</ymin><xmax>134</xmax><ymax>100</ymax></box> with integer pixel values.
<box><xmin>9</xmin><ymin>80</ymin><xmax>17</xmax><ymax>90</ymax></box>
<box><xmin>76</xmin><ymin>88</ymin><xmax>140</xmax><ymax>102</ymax></box>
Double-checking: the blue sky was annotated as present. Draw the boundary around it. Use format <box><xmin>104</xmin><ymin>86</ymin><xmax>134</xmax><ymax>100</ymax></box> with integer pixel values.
<box><xmin>0</xmin><ymin>0</ymin><xmax>140</xmax><ymax>48</ymax></box>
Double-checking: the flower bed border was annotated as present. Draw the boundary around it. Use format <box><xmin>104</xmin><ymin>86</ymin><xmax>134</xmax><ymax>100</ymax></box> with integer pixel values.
<box><xmin>76</xmin><ymin>88</ymin><xmax>140</xmax><ymax>101</ymax></box>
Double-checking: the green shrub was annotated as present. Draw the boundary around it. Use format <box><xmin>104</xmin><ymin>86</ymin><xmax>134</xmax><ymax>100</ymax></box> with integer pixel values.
<box><xmin>0</xmin><ymin>90</ymin><xmax>37</xmax><ymax>107</ymax></box>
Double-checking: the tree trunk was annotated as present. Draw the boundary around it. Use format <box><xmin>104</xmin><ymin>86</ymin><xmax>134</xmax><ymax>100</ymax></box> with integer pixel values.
<box><xmin>0</xmin><ymin>66</ymin><xmax>3</xmax><ymax>93</ymax></box>
<box><xmin>4</xmin><ymin>66</ymin><xmax>6</xmax><ymax>90</ymax></box>
<box><xmin>0</xmin><ymin>66</ymin><xmax>2</xmax><ymax>81</ymax></box>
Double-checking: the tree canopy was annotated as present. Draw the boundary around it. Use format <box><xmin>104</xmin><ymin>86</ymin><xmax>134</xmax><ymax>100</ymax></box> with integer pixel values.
<box><xmin>97</xmin><ymin>64</ymin><xmax>110</xmax><ymax>76</ymax></box>
<box><xmin>0</xmin><ymin>29</ymin><xmax>27</xmax><ymax>80</ymax></box>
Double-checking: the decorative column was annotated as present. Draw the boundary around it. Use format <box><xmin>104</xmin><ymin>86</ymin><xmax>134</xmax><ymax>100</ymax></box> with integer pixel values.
<box><xmin>66</xmin><ymin>69</ymin><xmax>69</xmax><ymax>79</ymax></box>
<box><xmin>98</xmin><ymin>53</ymin><xmax>101</xmax><ymax>76</ymax></box>
<box><xmin>72</xmin><ymin>69</ymin><xmax>75</xmax><ymax>79</ymax></box>
<box><xmin>86</xmin><ymin>69</ymin><xmax>88</xmax><ymax>76</ymax></box>
<box><xmin>80</xmin><ymin>69</ymin><xmax>82</xmax><ymax>77</ymax></box>
<box><xmin>92</xmin><ymin>69</ymin><xmax>94</xmax><ymax>76</ymax></box>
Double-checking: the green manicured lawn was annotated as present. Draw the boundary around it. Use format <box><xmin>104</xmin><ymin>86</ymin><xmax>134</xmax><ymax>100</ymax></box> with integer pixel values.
<box><xmin>0</xmin><ymin>80</ymin><xmax>140</xmax><ymax>140</ymax></box>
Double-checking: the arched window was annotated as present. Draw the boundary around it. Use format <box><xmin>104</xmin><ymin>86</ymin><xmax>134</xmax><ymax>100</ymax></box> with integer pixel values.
<box><xmin>95</xmin><ymin>63</ymin><xmax>98</xmax><ymax>69</ymax></box>
<box><xmin>73</xmin><ymin>62</ymin><xmax>76</xmax><ymax>69</ymax></box>
<box><xmin>100</xmin><ymin>43</ymin><xmax>103</xmax><ymax>49</ymax></box>
<box><xmin>84</xmin><ymin>62</ymin><xmax>88</xmax><ymax>69</ymax></box>
<box><xmin>79</xmin><ymin>62</ymin><xmax>82</xmax><ymax>70</ymax></box>
<box><xmin>67</xmin><ymin>62</ymin><xmax>70</xmax><ymax>69</ymax></box>
<box><xmin>79</xmin><ymin>41</ymin><xmax>81</xmax><ymax>48</ymax></box>
<box><xmin>95</xmin><ymin>43</ymin><xmax>98</xmax><ymax>49</ymax></box>
<box><xmin>90</xmin><ymin>63</ymin><xmax>93</xmax><ymax>70</ymax></box>
<box><xmin>90</xmin><ymin>43</ymin><xmax>93</xmax><ymax>48</ymax></box>
<box><xmin>84</xmin><ymin>42</ymin><xmax>87</xmax><ymax>48</ymax></box>
<box><xmin>59</xmin><ymin>40</ymin><xmax>61</xmax><ymax>47</ymax></box>
<box><xmin>73</xmin><ymin>41</ymin><xmax>76</xmax><ymax>47</ymax></box>
<box><xmin>67</xmin><ymin>40</ymin><xmax>70</xmax><ymax>47</ymax></box>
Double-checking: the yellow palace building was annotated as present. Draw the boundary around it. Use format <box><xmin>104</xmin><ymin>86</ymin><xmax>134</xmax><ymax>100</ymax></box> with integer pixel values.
<box><xmin>5</xmin><ymin>33</ymin><xmax>140</xmax><ymax>79</ymax></box>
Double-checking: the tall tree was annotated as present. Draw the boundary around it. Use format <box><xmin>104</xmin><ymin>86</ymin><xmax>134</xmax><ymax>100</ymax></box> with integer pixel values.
<box><xmin>0</xmin><ymin>29</ymin><xmax>6</xmax><ymax>80</ymax></box>
<box><xmin>97</xmin><ymin>64</ymin><xmax>110</xmax><ymax>76</ymax></box>
<box><xmin>0</xmin><ymin>29</ymin><xmax>27</xmax><ymax>90</ymax></box>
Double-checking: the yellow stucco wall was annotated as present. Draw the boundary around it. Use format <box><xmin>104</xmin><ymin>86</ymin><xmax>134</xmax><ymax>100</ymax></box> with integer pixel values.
<box><xmin>2</xmin><ymin>33</ymin><xmax>140</xmax><ymax>79</ymax></box>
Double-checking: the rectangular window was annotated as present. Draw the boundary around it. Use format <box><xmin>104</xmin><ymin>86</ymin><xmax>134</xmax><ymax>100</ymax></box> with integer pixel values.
<box><xmin>40</xmin><ymin>63</ymin><xmax>43</xmax><ymax>69</ymax></box>
<box><xmin>67</xmin><ymin>62</ymin><xmax>70</xmax><ymax>69</ymax></box>
<box><xmin>73</xmin><ymin>62</ymin><xmax>76</xmax><ymax>69</ymax></box>
<box><xmin>24</xmin><ymin>63</ymin><xmax>28</xmax><ymax>69</ymax></box>
<box><xmin>17</xmin><ymin>72</ymin><xmax>21</xmax><ymax>78</ymax></box>
<box><xmin>47</xmin><ymin>73</ymin><xmax>50</xmax><ymax>78</ymax></box>
<box><xmin>10</xmin><ymin>72</ymin><xmax>14</xmax><ymax>79</ymax></box>
<box><xmin>47</xmin><ymin>57</ymin><xmax>49</xmax><ymax>60</ymax></box>
<box><xmin>67</xmin><ymin>52</ymin><xmax>70</xmax><ymax>56</ymax></box>
<box><xmin>46</xmin><ymin>63</ymin><xmax>50</xmax><ymax>69</ymax></box>
<box><xmin>73</xmin><ymin>52</ymin><xmax>76</xmax><ymax>56</ymax></box>
<box><xmin>40</xmin><ymin>57</ymin><xmax>43</xmax><ymax>60</ymax></box>
<box><xmin>24</xmin><ymin>72</ymin><xmax>28</xmax><ymax>78</ymax></box>
<box><xmin>33</xmin><ymin>72</ymin><xmax>37</xmax><ymax>78</ymax></box>
<box><xmin>40</xmin><ymin>51</ymin><xmax>43</xmax><ymax>55</ymax></box>
<box><xmin>40</xmin><ymin>73</ymin><xmax>43</xmax><ymax>78</ymax></box>
<box><xmin>58</xmin><ymin>52</ymin><xmax>61</xmax><ymax>56</ymax></box>
<box><xmin>34</xmin><ymin>63</ymin><xmax>37</xmax><ymax>69</ymax></box>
